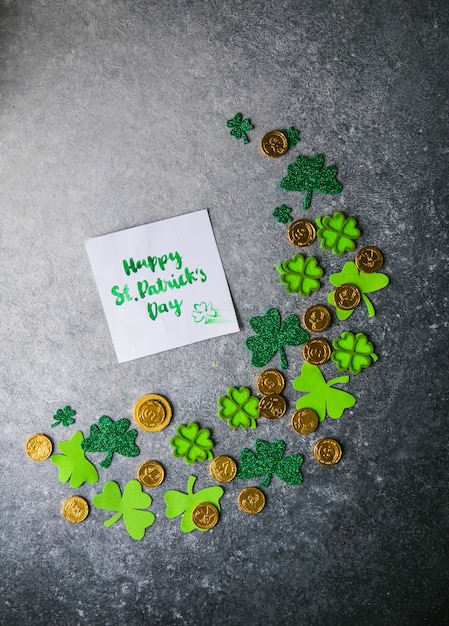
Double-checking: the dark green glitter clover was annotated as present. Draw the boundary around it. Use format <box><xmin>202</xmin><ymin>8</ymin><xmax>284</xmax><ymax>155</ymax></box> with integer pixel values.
<box><xmin>279</xmin><ymin>127</ymin><xmax>301</xmax><ymax>148</ymax></box>
<box><xmin>236</xmin><ymin>439</ymin><xmax>303</xmax><ymax>488</ymax></box>
<box><xmin>226</xmin><ymin>112</ymin><xmax>254</xmax><ymax>144</ymax></box>
<box><xmin>272</xmin><ymin>204</ymin><xmax>293</xmax><ymax>224</ymax></box>
<box><xmin>280</xmin><ymin>153</ymin><xmax>343</xmax><ymax>210</ymax></box>
<box><xmin>81</xmin><ymin>416</ymin><xmax>139</xmax><ymax>469</ymax></box>
<box><xmin>51</xmin><ymin>405</ymin><xmax>76</xmax><ymax>428</ymax></box>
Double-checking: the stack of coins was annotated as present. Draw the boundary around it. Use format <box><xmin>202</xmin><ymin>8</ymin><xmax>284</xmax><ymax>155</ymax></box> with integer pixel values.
<box><xmin>256</xmin><ymin>369</ymin><xmax>287</xmax><ymax>420</ymax></box>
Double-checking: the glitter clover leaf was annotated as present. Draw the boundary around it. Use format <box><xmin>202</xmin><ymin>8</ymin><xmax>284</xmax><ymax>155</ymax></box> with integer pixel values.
<box><xmin>192</xmin><ymin>301</ymin><xmax>217</xmax><ymax>324</ymax></box>
<box><xmin>51</xmin><ymin>431</ymin><xmax>99</xmax><ymax>488</ymax></box>
<box><xmin>272</xmin><ymin>204</ymin><xmax>293</xmax><ymax>224</ymax></box>
<box><xmin>81</xmin><ymin>416</ymin><xmax>139</xmax><ymax>469</ymax></box>
<box><xmin>217</xmin><ymin>387</ymin><xmax>260</xmax><ymax>429</ymax></box>
<box><xmin>51</xmin><ymin>405</ymin><xmax>76</xmax><ymax>428</ymax></box>
<box><xmin>315</xmin><ymin>211</ymin><xmax>361</xmax><ymax>255</ymax></box>
<box><xmin>331</xmin><ymin>331</ymin><xmax>378</xmax><ymax>375</ymax></box>
<box><xmin>170</xmin><ymin>422</ymin><xmax>214</xmax><ymax>464</ymax></box>
<box><xmin>279</xmin><ymin>127</ymin><xmax>301</xmax><ymax>148</ymax></box>
<box><xmin>164</xmin><ymin>475</ymin><xmax>224</xmax><ymax>533</ymax></box>
<box><xmin>277</xmin><ymin>254</ymin><xmax>324</xmax><ymax>296</ymax></box>
<box><xmin>236</xmin><ymin>439</ymin><xmax>303</xmax><ymax>488</ymax></box>
<box><xmin>226</xmin><ymin>112</ymin><xmax>254</xmax><ymax>144</ymax></box>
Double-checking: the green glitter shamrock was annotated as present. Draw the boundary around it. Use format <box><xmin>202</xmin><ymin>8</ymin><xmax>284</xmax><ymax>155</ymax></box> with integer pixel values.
<box><xmin>280</xmin><ymin>154</ymin><xmax>343</xmax><ymax>210</ymax></box>
<box><xmin>279</xmin><ymin>127</ymin><xmax>301</xmax><ymax>148</ymax></box>
<box><xmin>51</xmin><ymin>405</ymin><xmax>76</xmax><ymax>428</ymax></box>
<box><xmin>276</xmin><ymin>254</ymin><xmax>324</xmax><ymax>296</ymax></box>
<box><xmin>93</xmin><ymin>480</ymin><xmax>155</xmax><ymax>541</ymax></box>
<box><xmin>316</xmin><ymin>212</ymin><xmax>361</xmax><ymax>255</ymax></box>
<box><xmin>170</xmin><ymin>422</ymin><xmax>214</xmax><ymax>464</ymax></box>
<box><xmin>226</xmin><ymin>112</ymin><xmax>254</xmax><ymax>144</ymax></box>
<box><xmin>164</xmin><ymin>475</ymin><xmax>224</xmax><ymax>533</ymax></box>
<box><xmin>328</xmin><ymin>261</ymin><xmax>389</xmax><ymax>320</ymax></box>
<box><xmin>236</xmin><ymin>439</ymin><xmax>303</xmax><ymax>488</ymax></box>
<box><xmin>217</xmin><ymin>387</ymin><xmax>260</xmax><ymax>429</ymax></box>
<box><xmin>51</xmin><ymin>431</ymin><xmax>99</xmax><ymax>488</ymax></box>
<box><xmin>81</xmin><ymin>416</ymin><xmax>139</xmax><ymax>469</ymax></box>
<box><xmin>272</xmin><ymin>204</ymin><xmax>293</xmax><ymax>224</ymax></box>
<box><xmin>192</xmin><ymin>301</ymin><xmax>217</xmax><ymax>324</ymax></box>
<box><xmin>246</xmin><ymin>308</ymin><xmax>309</xmax><ymax>370</ymax></box>
<box><xmin>331</xmin><ymin>331</ymin><xmax>378</xmax><ymax>375</ymax></box>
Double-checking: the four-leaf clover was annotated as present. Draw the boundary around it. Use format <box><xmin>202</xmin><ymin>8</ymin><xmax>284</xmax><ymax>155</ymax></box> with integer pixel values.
<box><xmin>226</xmin><ymin>112</ymin><xmax>254</xmax><ymax>144</ymax></box>
<box><xmin>331</xmin><ymin>331</ymin><xmax>378</xmax><ymax>374</ymax></box>
<box><xmin>170</xmin><ymin>422</ymin><xmax>214</xmax><ymax>464</ymax></box>
<box><xmin>279</xmin><ymin>154</ymin><xmax>343</xmax><ymax>210</ymax></box>
<box><xmin>81</xmin><ymin>416</ymin><xmax>140</xmax><ymax>468</ymax></box>
<box><xmin>277</xmin><ymin>254</ymin><xmax>324</xmax><ymax>296</ymax></box>
<box><xmin>328</xmin><ymin>261</ymin><xmax>389</xmax><ymax>319</ymax></box>
<box><xmin>316</xmin><ymin>212</ymin><xmax>360</xmax><ymax>255</ymax></box>
<box><xmin>236</xmin><ymin>439</ymin><xmax>303</xmax><ymax>488</ymax></box>
<box><xmin>217</xmin><ymin>387</ymin><xmax>260</xmax><ymax>429</ymax></box>
<box><xmin>51</xmin><ymin>431</ymin><xmax>99</xmax><ymax>488</ymax></box>
<box><xmin>164</xmin><ymin>475</ymin><xmax>224</xmax><ymax>533</ymax></box>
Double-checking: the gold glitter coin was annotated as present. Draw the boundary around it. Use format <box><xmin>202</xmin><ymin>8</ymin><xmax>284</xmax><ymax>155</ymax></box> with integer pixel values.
<box><xmin>314</xmin><ymin>438</ymin><xmax>342</xmax><ymax>466</ymax></box>
<box><xmin>25</xmin><ymin>434</ymin><xmax>52</xmax><ymax>461</ymax></box>
<box><xmin>210</xmin><ymin>455</ymin><xmax>237</xmax><ymax>483</ymax></box>
<box><xmin>61</xmin><ymin>495</ymin><xmax>89</xmax><ymax>523</ymax></box>
<box><xmin>261</xmin><ymin>130</ymin><xmax>289</xmax><ymax>158</ymax></box>
<box><xmin>291</xmin><ymin>408</ymin><xmax>319</xmax><ymax>435</ymax></box>
<box><xmin>137</xmin><ymin>460</ymin><xmax>165</xmax><ymax>488</ymax></box>
<box><xmin>303</xmin><ymin>304</ymin><xmax>331</xmax><ymax>333</ymax></box>
<box><xmin>287</xmin><ymin>219</ymin><xmax>316</xmax><ymax>247</ymax></box>
<box><xmin>303</xmin><ymin>338</ymin><xmax>331</xmax><ymax>365</ymax></box>
<box><xmin>238</xmin><ymin>487</ymin><xmax>266</xmax><ymax>514</ymax></box>
<box><xmin>256</xmin><ymin>369</ymin><xmax>285</xmax><ymax>395</ymax></box>
<box><xmin>133</xmin><ymin>394</ymin><xmax>172</xmax><ymax>432</ymax></box>
<box><xmin>259</xmin><ymin>394</ymin><xmax>287</xmax><ymax>420</ymax></box>
<box><xmin>355</xmin><ymin>246</ymin><xmax>384</xmax><ymax>273</ymax></box>
<box><xmin>334</xmin><ymin>284</ymin><xmax>361</xmax><ymax>310</ymax></box>
<box><xmin>191</xmin><ymin>502</ymin><xmax>220</xmax><ymax>530</ymax></box>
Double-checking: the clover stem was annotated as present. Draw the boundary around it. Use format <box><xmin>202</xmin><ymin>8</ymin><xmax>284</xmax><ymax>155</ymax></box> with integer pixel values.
<box><xmin>104</xmin><ymin>512</ymin><xmax>122</xmax><ymax>527</ymax></box>
<box><xmin>302</xmin><ymin>189</ymin><xmax>313</xmax><ymax>211</ymax></box>
<box><xmin>259</xmin><ymin>474</ymin><xmax>272</xmax><ymax>488</ymax></box>
<box><xmin>100</xmin><ymin>452</ymin><xmax>114</xmax><ymax>469</ymax></box>
<box><xmin>361</xmin><ymin>293</ymin><xmax>376</xmax><ymax>317</ymax></box>
<box><xmin>279</xmin><ymin>347</ymin><xmax>288</xmax><ymax>370</ymax></box>
<box><xmin>187</xmin><ymin>475</ymin><xmax>197</xmax><ymax>495</ymax></box>
<box><xmin>328</xmin><ymin>375</ymin><xmax>350</xmax><ymax>386</ymax></box>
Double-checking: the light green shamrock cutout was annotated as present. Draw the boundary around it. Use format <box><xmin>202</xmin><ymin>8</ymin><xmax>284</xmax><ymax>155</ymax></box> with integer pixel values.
<box><xmin>170</xmin><ymin>422</ymin><xmax>214</xmax><ymax>464</ymax></box>
<box><xmin>164</xmin><ymin>475</ymin><xmax>224</xmax><ymax>533</ymax></box>
<box><xmin>217</xmin><ymin>387</ymin><xmax>260</xmax><ymax>429</ymax></box>
<box><xmin>328</xmin><ymin>261</ymin><xmax>389</xmax><ymax>319</ymax></box>
<box><xmin>277</xmin><ymin>254</ymin><xmax>324</xmax><ymax>296</ymax></box>
<box><xmin>51</xmin><ymin>431</ymin><xmax>98</xmax><ymax>488</ymax></box>
<box><xmin>331</xmin><ymin>331</ymin><xmax>378</xmax><ymax>375</ymax></box>
<box><xmin>192</xmin><ymin>301</ymin><xmax>217</xmax><ymax>324</ymax></box>
<box><xmin>316</xmin><ymin>212</ymin><xmax>360</xmax><ymax>255</ymax></box>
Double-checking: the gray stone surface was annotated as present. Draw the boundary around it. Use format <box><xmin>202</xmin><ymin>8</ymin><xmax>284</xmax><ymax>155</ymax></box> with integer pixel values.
<box><xmin>1</xmin><ymin>1</ymin><xmax>448</xmax><ymax>624</ymax></box>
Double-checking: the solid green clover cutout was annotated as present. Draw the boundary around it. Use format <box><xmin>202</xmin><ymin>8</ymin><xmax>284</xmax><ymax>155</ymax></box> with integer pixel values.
<box><xmin>51</xmin><ymin>405</ymin><xmax>76</xmax><ymax>428</ymax></box>
<box><xmin>217</xmin><ymin>387</ymin><xmax>260</xmax><ymax>429</ymax></box>
<box><xmin>316</xmin><ymin>212</ymin><xmax>361</xmax><ymax>255</ymax></box>
<box><xmin>164</xmin><ymin>475</ymin><xmax>224</xmax><ymax>533</ymax></box>
<box><xmin>236</xmin><ymin>439</ymin><xmax>303</xmax><ymax>488</ymax></box>
<box><xmin>51</xmin><ymin>431</ymin><xmax>99</xmax><ymax>488</ymax></box>
<box><xmin>277</xmin><ymin>254</ymin><xmax>324</xmax><ymax>296</ymax></box>
<box><xmin>245</xmin><ymin>308</ymin><xmax>309</xmax><ymax>370</ymax></box>
<box><xmin>170</xmin><ymin>422</ymin><xmax>214</xmax><ymax>464</ymax></box>
<box><xmin>272</xmin><ymin>204</ymin><xmax>293</xmax><ymax>224</ymax></box>
<box><xmin>92</xmin><ymin>480</ymin><xmax>155</xmax><ymax>541</ymax></box>
<box><xmin>328</xmin><ymin>261</ymin><xmax>390</xmax><ymax>320</ymax></box>
<box><xmin>226</xmin><ymin>112</ymin><xmax>254</xmax><ymax>144</ymax></box>
<box><xmin>292</xmin><ymin>362</ymin><xmax>356</xmax><ymax>421</ymax></box>
<box><xmin>81</xmin><ymin>416</ymin><xmax>140</xmax><ymax>469</ymax></box>
<box><xmin>331</xmin><ymin>331</ymin><xmax>378</xmax><ymax>375</ymax></box>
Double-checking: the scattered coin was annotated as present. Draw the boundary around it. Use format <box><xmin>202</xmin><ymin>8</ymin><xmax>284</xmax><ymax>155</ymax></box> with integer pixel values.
<box><xmin>256</xmin><ymin>369</ymin><xmax>285</xmax><ymax>395</ymax></box>
<box><xmin>303</xmin><ymin>338</ymin><xmax>331</xmax><ymax>365</ymax></box>
<box><xmin>238</xmin><ymin>487</ymin><xmax>266</xmax><ymax>514</ymax></box>
<box><xmin>191</xmin><ymin>502</ymin><xmax>220</xmax><ymax>530</ymax></box>
<box><xmin>287</xmin><ymin>219</ymin><xmax>316</xmax><ymax>246</ymax></box>
<box><xmin>291</xmin><ymin>408</ymin><xmax>319</xmax><ymax>435</ymax></box>
<box><xmin>210</xmin><ymin>455</ymin><xmax>237</xmax><ymax>483</ymax></box>
<box><xmin>137</xmin><ymin>460</ymin><xmax>165</xmax><ymax>488</ymax></box>
<box><xmin>303</xmin><ymin>304</ymin><xmax>331</xmax><ymax>333</ymax></box>
<box><xmin>261</xmin><ymin>130</ymin><xmax>289</xmax><ymax>157</ymax></box>
<box><xmin>355</xmin><ymin>246</ymin><xmax>384</xmax><ymax>273</ymax></box>
<box><xmin>25</xmin><ymin>434</ymin><xmax>52</xmax><ymax>461</ymax></box>
<box><xmin>61</xmin><ymin>495</ymin><xmax>89</xmax><ymax>523</ymax></box>
<box><xmin>334</xmin><ymin>284</ymin><xmax>361</xmax><ymax>310</ymax></box>
<box><xmin>133</xmin><ymin>394</ymin><xmax>172</xmax><ymax>432</ymax></box>
<box><xmin>259</xmin><ymin>394</ymin><xmax>287</xmax><ymax>419</ymax></box>
<box><xmin>314</xmin><ymin>438</ymin><xmax>342</xmax><ymax>466</ymax></box>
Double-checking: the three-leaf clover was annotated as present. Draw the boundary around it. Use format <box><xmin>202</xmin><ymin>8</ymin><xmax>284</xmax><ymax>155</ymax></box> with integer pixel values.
<box><xmin>92</xmin><ymin>480</ymin><xmax>155</xmax><ymax>541</ymax></box>
<box><xmin>292</xmin><ymin>362</ymin><xmax>356</xmax><ymax>421</ymax></box>
<box><xmin>170</xmin><ymin>422</ymin><xmax>214</xmax><ymax>464</ymax></box>
<box><xmin>81</xmin><ymin>416</ymin><xmax>140</xmax><ymax>469</ymax></box>
<box><xmin>236</xmin><ymin>439</ymin><xmax>303</xmax><ymax>488</ymax></box>
<box><xmin>328</xmin><ymin>261</ymin><xmax>389</xmax><ymax>320</ymax></box>
<box><xmin>279</xmin><ymin>153</ymin><xmax>343</xmax><ymax>211</ymax></box>
<box><xmin>51</xmin><ymin>431</ymin><xmax>99</xmax><ymax>488</ymax></box>
<box><xmin>245</xmin><ymin>308</ymin><xmax>309</xmax><ymax>370</ymax></box>
<box><xmin>217</xmin><ymin>387</ymin><xmax>260</xmax><ymax>429</ymax></box>
<box><xmin>226</xmin><ymin>112</ymin><xmax>254</xmax><ymax>144</ymax></box>
<box><xmin>279</xmin><ymin>127</ymin><xmax>301</xmax><ymax>148</ymax></box>
<box><xmin>276</xmin><ymin>254</ymin><xmax>324</xmax><ymax>296</ymax></box>
<box><xmin>192</xmin><ymin>301</ymin><xmax>217</xmax><ymax>324</ymax></box>
<box><xmin>51</xmin><ymin>405</ymin><xmax>76</xmax><ymax>428</ymax></box>
<box><xmin>272</xmin><ymin>204</ymin><xmax>293</xmax><ymax>224</ymax></box>
<box><xmin>331</xmin><ymin>331</ymin><xmax>378</xmax><ymax>375</ymax></box>
<box><xmin>164</xmin><ymin>475</ymin><xmax>224</xmax><ymax>533</ymax></box>
<box><xmin>316</xmin><ymin>212</ymin><xmax>360</xmax><ymax>255</ymax></box>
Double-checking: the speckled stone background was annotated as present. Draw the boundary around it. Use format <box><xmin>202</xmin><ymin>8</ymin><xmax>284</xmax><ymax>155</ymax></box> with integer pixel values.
<box><xmin>1</xmin><ymin>1</ymin><xmax>448</xmax><ymax>624</ymax></box>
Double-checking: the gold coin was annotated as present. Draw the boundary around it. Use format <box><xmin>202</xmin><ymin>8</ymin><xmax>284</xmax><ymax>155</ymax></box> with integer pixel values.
<box><xmin>287</xmin><ymin>220</ymin><xmax>316</xmax><ymax>247</ymax></box>
<box><xmin>137</xmin><ymin>460</ymin><xmax>165</xmax><ymax>488</ymax></box>
<box><xmin>261</xmin><ymin>130</ymin><xmax>289</xmax><ymax>157</ymax></box>
<box><xmin>61</xmin><ymin>496</ymin><xmax>89</xmax><ymax>523</ymax></box>
<box><xmin>256</xmin><ymin>369</ymin><xmax>285</xmax><ymax>395</ymax></box>
<box><xmin>25</xmin><ymin>434</ymin><xmax>52</xmax><ymax>461</ymax></box>
<box><xmin>191</xmin><ymin>502</ymin><xmax>220</xmax><ymax>530</ymax></box>
<box><xmin>259</xmin><ymin>394</ymin><xmax>287</xmax><ymax>420</ymax></box>
<box><xmin>334</xmin><ymin>284</ymin><xmax>361</xmax><ymax>310</ymax></box>
<box><xmin>355</xmin><ymin>246</ymin><xmax>384</xmax><ymax>273</ymax></box>
<box><xmin>314</xmin><ymin>438</ymin><xmax>342</xmax><ymax>466</ymax></box>
<box><xmin>303</xmin><ymin>304</ymin><xmax>331</xmax><ymax>333</ymax></box>
<box><xmin>238</xmin><ymin>487</ymin><xmax>266</xmax><ymax>514</ymax></box>
<box><xmin>303</xmin><ymin>338</ymin><xmax>331</xmax><ymax>365</ymax></box>
<box><xmin>210</xmin><ymin>455</ymin><xmax>237</xmax><ymax>483</ymax></box>
<box><xmin>133</xmin><ymin>394</ymin><xmax>172</xmax><ymax>432</ymax></box>
<box><xmin>291</xmin><ymin>408</ymin><xmax>319</xmax><ymax>435</ymax></box>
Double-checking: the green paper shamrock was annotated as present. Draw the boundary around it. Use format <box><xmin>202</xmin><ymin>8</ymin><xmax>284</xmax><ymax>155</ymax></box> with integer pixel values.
<box><xmin>164</xmin><ymin>475</ymin><xmax>224</xmax><ymax>533</ymax></box>
<box><xmin>226</xmin><ymin>112</ymin><xmax>254</xmax><ymax>144</ymax></box>
<box><xmin>279</xmin><ymin>127</ymin><xmax>301</xmax><ymax>148</ymax></box>
<box><xmin>93</xmin><ymin>480</ymin><xmax>155</xmax><ymax>541</ymax></box>
<box><xmin>276</xmin><ymin>254</ymin><xmax>324</xmax><ymax>296</ymax></box>
<box><xmin>81</xmin><ymin>416</ymin><xmax>139</xmax><ymax>469</ymax></box>
<box><xmin>217</xmin><ymin>387</ymin><xmax>260</xmax><ymax>429</ymax></box>
<box><xmin>236</xmin><ymin>439</ymin><xmax>303</xmax><ymax>488</ymax></box>
<box><xmin>328</xmin><ymin>261</ymin><xmax>389</xmax><ymax>320</ymax></box>
<box><xmin>272</xmin><ymin>204</ymin><xmax>293</xmax><ymax>224</ymax></box>
<box><xmin>316</xmin><ymin>212</ymin><xmax>360</xmax><ymax>255</ymax></box>
<box><xmin>51</xmin><ymin>405</ymin><xmax>76</xmax><ymax>428</ymax></box>
<box><xmin>245</xmin><ymin>308</ymin><xmax>309</xmax><ymax>370</ymax></box>
<box><xmin>331</xmin><ymin>331</ymin><xmax>378</xmax><ymax>375</ymax></box>
<box><xmin>279</xmin><ymin>154</ymin><xmax>343</xmax><ymax>211</ymax></box>
<box><xmin>192</xmin><ymin>301</ymin><xmax>217</xmax><ymax>324</ymax></box>
<box><xmin>292</xmin><ymin>362</ymin><xmax>356</xmax><ymax>421</ymax></box>
<box><xmin>51</xmin><ymin>431</ymin><xmax>98</xmax><ymax>488</ymax></box>
<box><xmin>170</xmin><ymin>422</ymin><xmax>214</xmax><ymax>464</ymax></box>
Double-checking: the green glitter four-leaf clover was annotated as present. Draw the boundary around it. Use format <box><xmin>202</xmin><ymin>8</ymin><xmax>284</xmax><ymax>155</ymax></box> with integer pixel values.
<box><xmin>217</xmin><ymin>387</ymin><xmax>260</xmax><ymax>429</ymax></box>
<box><xmin>192</xmin><ymin>301</ymin><xmax>217</xmax><ymax>324</ymax></box>
<box><xmin>245</xmin><ymin>308</ymin><xmax>309</xmax><ymax>370</ymax></box>
<box><xmin>226</xmin><ymin>112</ymin><xmax>254</xmax><ymax>144</ymax></box>
<box><xmin>293</xmin><ymin>362</ymin><xmax>356</xmax><ymax>421</ymax></box>
<box><xmin>51</xmin><ymin>405</ymin><xmax>76</xmax><ymax>428</ymax></box>
<box><xmin>170</xmin><ymin>422</ymin><xmax>214</xmax><ymax>464</ymax></box>
<box><xmin>236</xmin><ymin>439</ymin><xmax>303</xmax><ymax>488</ymax></box>
<box><xmin>331</xmin><ymin>331</ymin><xmax>378</xmax><ymax>375</ymax></box>
<box><xmin>315</xmin><ymin>212</ymin><xmax>360</xmax><ymax>255</ymax></box>
<box><xmin>92</xmin><ymin>480</ymin><xmax>155</xmax><ymax>541</ymax></box>
<box><xmin>164</xmin><ymin>475</ymin><xmax>224</xmax><ymax>533</ymax></box>
<box><xmin>277</xmin><ymin>254</ymin><xmax>324</xmax><ymax>296</ymax></box>
<box><xmin>51</xmin><ymin>431</ymin><xmax>98</xmax><ymax>488</ymax></box>
<box><xmin>328</xmin><ymin>261</ymin><xmax>390</xmax><ymax>320</ymax></box>
<box><xmin>81</xmin><ymin>415</ymin><xmax>139</xmax><ymax>469</ymax></box>
<box><xmin>272</xmin><ymin>204</ymin><xmax>293</xmax><ymax>224</ymax></box>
